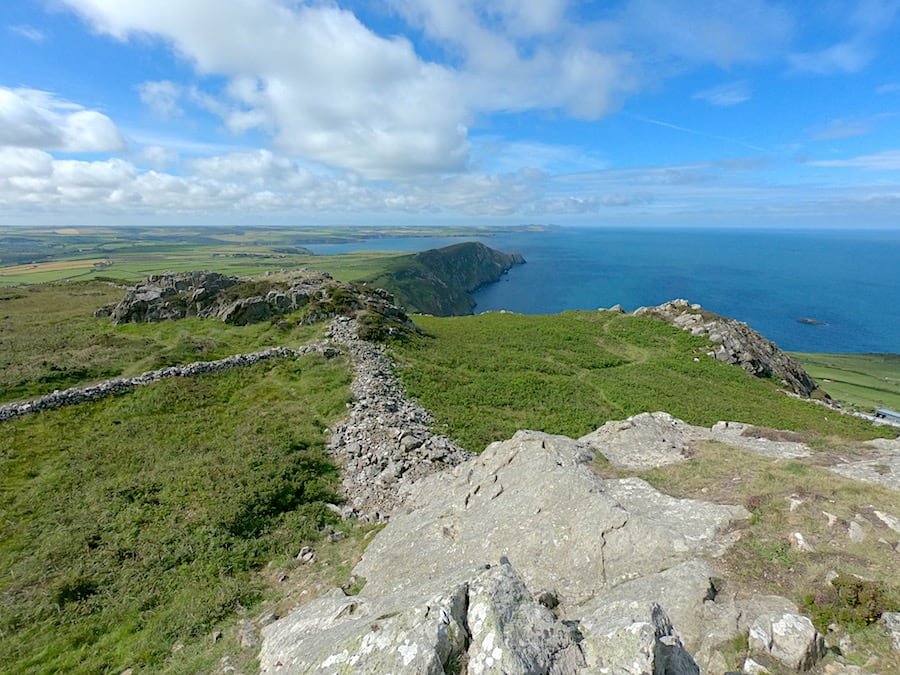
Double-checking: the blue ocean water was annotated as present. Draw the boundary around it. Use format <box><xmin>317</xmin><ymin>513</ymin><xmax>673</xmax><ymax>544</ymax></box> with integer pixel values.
<box><xmin>305</xmin><ymin>228</ymin><xmax>900</xmax><ymax>353</ymax></box>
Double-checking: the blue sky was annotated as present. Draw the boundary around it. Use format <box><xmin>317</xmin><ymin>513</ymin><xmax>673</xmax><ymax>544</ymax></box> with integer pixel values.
<box><xmin>1</xmin><ymin>0</ymin><xmax>900</xmax><ymax>228</ymax></box>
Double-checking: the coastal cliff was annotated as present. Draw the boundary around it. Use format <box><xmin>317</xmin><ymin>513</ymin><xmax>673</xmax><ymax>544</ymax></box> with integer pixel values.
<box><xmin>364</xmin><ymin>241</ymin><xmax>525</xmax><ymax>316</ymax></box>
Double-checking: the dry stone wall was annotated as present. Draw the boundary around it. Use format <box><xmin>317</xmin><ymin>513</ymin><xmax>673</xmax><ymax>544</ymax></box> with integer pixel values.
<box><xmin>0</xmin><ymin>344</ymin><xmax>329</xmax><ymax>422</ymax></box>
<box><xmin>325</xmin><ymin>316</ymin><xmax>472</xmax><ymax>521</ymax></box>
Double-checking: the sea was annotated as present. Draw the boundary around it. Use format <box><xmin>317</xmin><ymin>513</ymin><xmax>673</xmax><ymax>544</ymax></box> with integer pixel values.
<box><xmin>304</xmin><ymin>227</ymin><xmax>900</xmax><ymax>354</ymax></box>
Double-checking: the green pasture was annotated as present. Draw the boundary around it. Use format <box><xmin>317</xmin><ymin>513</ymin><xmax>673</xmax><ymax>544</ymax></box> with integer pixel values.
<box><xmin>0</xmin><ymin>282</ymin><xmax>327</xmax><ymax>404</ymax></box>
<box><xmin>395</xmin><ymin>312</ymin><xmax>892</xmax><ymax>454</ymax></box>
<box><xmin>793</xmin><ymin>352</ymin><xmax>900</xmax><ymax>413</ymax></box>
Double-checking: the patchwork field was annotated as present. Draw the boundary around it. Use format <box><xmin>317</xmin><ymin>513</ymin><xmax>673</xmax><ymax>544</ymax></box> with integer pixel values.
<box><xmin>0</xmin><ymin>225</ymin><xmax>514</xmax><ymax>286</ymax></box>
<box><xmin>793</xmin><ymin>352</ymin><xmax>900</xmax><ymax>413</ymax></box>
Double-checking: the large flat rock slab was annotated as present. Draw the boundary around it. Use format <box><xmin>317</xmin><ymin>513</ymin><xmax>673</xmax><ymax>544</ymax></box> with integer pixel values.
<box><xmin>260</xmin><ymin>429</ymin><xmax>749</xmax><ymax>673</ymax></box>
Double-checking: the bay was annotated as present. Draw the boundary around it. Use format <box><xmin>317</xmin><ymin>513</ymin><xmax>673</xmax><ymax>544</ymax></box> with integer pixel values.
<box><xmin>307</xmin><ymin>227</ymin><xmax>900</xmax><ymax>354</ymax></box>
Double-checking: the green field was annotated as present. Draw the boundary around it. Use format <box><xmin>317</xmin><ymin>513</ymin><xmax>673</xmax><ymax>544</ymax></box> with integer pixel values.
<box><xmin>0</xmin><ymin>225</ymin><xmax>533</xmax><ymax>286</ymax></box>
<box><xmin>395</xmin><ymin>312</ymin><xmax>892</xmax><ymax>453</ymax></box>
<box><xmin>793</xmin><ymin>352</ymin><xmax>900</xmax><ymax>413</ymax></box>
<box><xmin>0</xmin><ymin>282</ymin><xmax>327</xmax><ymax>404</ymax></box>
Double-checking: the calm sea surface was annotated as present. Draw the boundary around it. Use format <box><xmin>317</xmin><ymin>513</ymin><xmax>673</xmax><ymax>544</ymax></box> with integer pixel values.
<box><xmin>305</xmin><ymin>228</ymin><xmax>900</xmax><ymax>354</ymax></box>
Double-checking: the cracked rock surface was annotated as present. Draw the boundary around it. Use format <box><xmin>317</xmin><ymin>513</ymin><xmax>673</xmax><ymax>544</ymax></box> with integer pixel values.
<box><xmin>259</xmin><ymin>429</ymin><xmax>751</xmax><ymax>673</ymax></box>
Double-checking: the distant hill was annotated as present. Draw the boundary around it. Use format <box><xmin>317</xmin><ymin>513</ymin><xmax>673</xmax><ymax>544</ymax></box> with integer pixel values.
<box><xmin>363</xmin><ymin>241</ymin><xmax>524</xmax><ymax>315</ymax></box>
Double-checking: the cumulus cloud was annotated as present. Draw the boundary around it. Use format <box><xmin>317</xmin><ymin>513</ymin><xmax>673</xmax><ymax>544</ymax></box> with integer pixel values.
<box><xmin>692</xmin><ymin>81</ymin><xmax>751</xmax><ymax>106</ymax></box>
<box><xmin>0</xmin><ymin>147</ymin><xmax>543</xmax><ymax>216</ymax></box>
<box><xmin>59</xmin><ymin>0</ymin><xmax>795</xmax><ymax>179</ymax></box>
<box><xmin>137</xmin><ymin>145</ymin><xmax>179</xmax><ymax>169</ymax></box>
<box><xmin>61</xmin><ymin>0</ymin><xmax>469</xmax><ymax>178</ymax></box>
<box><xmin>0</xmin><ymin>87</ymin><xmax>125</xmax><ymax>152</ymax></box>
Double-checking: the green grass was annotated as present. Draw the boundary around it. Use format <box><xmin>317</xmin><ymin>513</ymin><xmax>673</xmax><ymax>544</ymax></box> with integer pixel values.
<box><xmin>0</xmin><ymin>282</ymin><xmax>326</xmax><ymax>404</ymax></box>
<box><xmin>0</xmin><ymin>355</ymin><xmax>352</xmax><ymax>674</ymax></box>
<box><xmin>792</xmin><ymin>352</ymin><xmax>900</xmax><ymax>413</ymax></box>
<box><xmin>394</xmin><ymin>312</ymin><xmax>892</xmax><ymax>453</ymax></box>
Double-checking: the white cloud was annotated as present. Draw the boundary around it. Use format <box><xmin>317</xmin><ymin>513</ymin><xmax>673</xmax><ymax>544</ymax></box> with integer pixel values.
<box><xmin>190</xmin><ymin>150</ymin><xmax>293</xmax><ymax>181</ymax></box>
<box><xmin>0</xmin><ymin>147</ymin><xmax>54</xmax><ymax>178</ymax></box>
<box><xmin>692</xmin><ymin>82</ymin><xmax>751</xmax><ymax>106</ymax></box>
<box><xmin>138</xmin><ymin>80</ymin><xmax>183</xmax><ymax>118</ymax></box>
<box><xmin>877</xmin><ymin>82</ymin><xmax>900</xmax><ymax>94</ymax></box>
<box><xmin>137</xmin><ymin>145</ymin><xmax>179</xmax><ymax>169</ymax></box>
<box><xmin>61</xmin><ymin>0</ymin><xmax>469</xmax><ymax>178</ymax></box>
<box><xmin>0</xmin><ymin>87</ymin><xmax>125</xmax><ymax>152</ymax></box>
<box><xmin>807</xmin><ymin>150</ymin><xmax>900</xmax><ymax>170</ymax></box>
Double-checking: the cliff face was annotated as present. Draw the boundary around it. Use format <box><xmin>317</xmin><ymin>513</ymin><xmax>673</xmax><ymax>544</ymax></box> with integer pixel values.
<box><xmin>365</xmin><ymin>241</ymin><xmax>525</xmax><ymax>316</ymax></box>
<box><xmin>632</xmin><ymin>299</ymin><xmax>821</xmax><ymax>398</ymax></box>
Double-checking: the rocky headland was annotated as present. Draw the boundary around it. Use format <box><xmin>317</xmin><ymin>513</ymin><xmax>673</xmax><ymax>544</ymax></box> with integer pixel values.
<box><xmin>365</xmin><ymin>241</ymin><xmax>525</xmax><ymax>316</ymax></box>
<box><xmin>630</xmin><ymin>299</ymin><xmax>821</xmax><ymax>398</ymax></box>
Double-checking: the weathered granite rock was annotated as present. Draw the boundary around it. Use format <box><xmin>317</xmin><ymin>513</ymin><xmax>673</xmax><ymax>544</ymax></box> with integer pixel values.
<box><xmin>881</xmin><ymin>611</ymin><xmax>900</xmax><ymax>651</ymax></box>
<box><xmin>580</xmin><ymin>412</ymin><xmax>812</xmax><ymax>471</ymax></box>
<box><xmin>748</xmin><ymin>612</ymin><xmax>825</xmax><ymax>671</ymax></box>
<box><xmin>104</xmin><ymin>270</ymin><xmax>417</xmax><ymax>337</ymax></box>
<box><xmin>633</xmin><ymin>299</ymin><xmax>821</xmax><ymax>397</ymax></box>
<box><xmin>579</xmin><ymin>600</ymin><xmax>699</xmax><ymax>674</ymax></box>
<box><xmin>829</xmin><ymin>437</ymin><xmax>900</xmax><ymax>491</ymax></box>
<box><xmin>260</xmin><ymin>429</ymin><xmax>749</xmax><ymax>673</ymax></box>
<box><xmin>259</xmin><ymin>562</ymin><xmax>584</xmax><ymax>674</ymax></box>
<box><xmin>579</xmin><ymin>412</ymin><xmax>693</xmax><ymax>469</ymax></box>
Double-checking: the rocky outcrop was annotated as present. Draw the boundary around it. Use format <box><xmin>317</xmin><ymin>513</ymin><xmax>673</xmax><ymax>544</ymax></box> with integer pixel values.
<box><xmin>632</xmin><ymin>299</ymin><xmax>820</xmax><ymax>397</ymax></box>
<box><xmin>829</xmin><ymin>436</ymin><xmax>900</xmax><ymax>491</ymax></box>
<box><xmin>102</xmin><ymin>270</ymin><xmax>416</xmax><ymax>338</ymax></box>
<box><xmin>365</xmin><ymin>242</ymin><xmax>525</xmax><ymax>316</ymax></box>
<box><xmin>748</xmin><ymin>612</ymin><xmax>826</xmax><ymax>671</ymax></box>
<box><xmin>259</xmin><ymin>430</ymin><xmax>758</xmax><ymax>673</ymax></box>
<box><xmin>579</xmin><ymin>412</ymin><xmax>813</xmax><ymax>470</ymax></box>
<box><xmin>0</xmin><ymin>344</ymin><xmax>331</xmax><ymax>422</ymax></box>
<box><xmin>326</xmin><ymin>317</ymin><xmax>471</xmax><ymax>521</ymax></box>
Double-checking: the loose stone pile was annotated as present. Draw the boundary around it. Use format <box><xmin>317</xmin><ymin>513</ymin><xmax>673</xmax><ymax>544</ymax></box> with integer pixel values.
<box><xmin>0</xmin><ymin>344</ymin><xmax>329</xmax><ymax>422</ymax></box>
<box><xmin>325</xmin><ymin>316</ymin><xmax>472</xmax><ymax>521</ymax></box>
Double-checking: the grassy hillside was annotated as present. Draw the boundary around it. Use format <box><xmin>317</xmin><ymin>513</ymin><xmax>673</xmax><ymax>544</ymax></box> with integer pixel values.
<box><xmin>395</xmin><ymin>312</ymin><xmax>891</xmax><ymax>453</ymax></box>
<box><xmin>0</xmin><ymin>282</ymin><xmax>326</xmax><ymax>404</ymax></box>
<box><xmin>1</xmin><ymin>356</ymin><xmax>354</xmax><ymax>674</ymax></box>
<box><xmin>793</xmin><ymin>352</ymin><xmax>900</xmax><ymax>413</ymax></box>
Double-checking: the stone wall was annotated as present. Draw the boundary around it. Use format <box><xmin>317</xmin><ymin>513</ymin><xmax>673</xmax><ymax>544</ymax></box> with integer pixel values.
<box><xmin>0</xmin><ymin>344</ymin><xmax>329</xmax><ymax>422</ymax></box>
